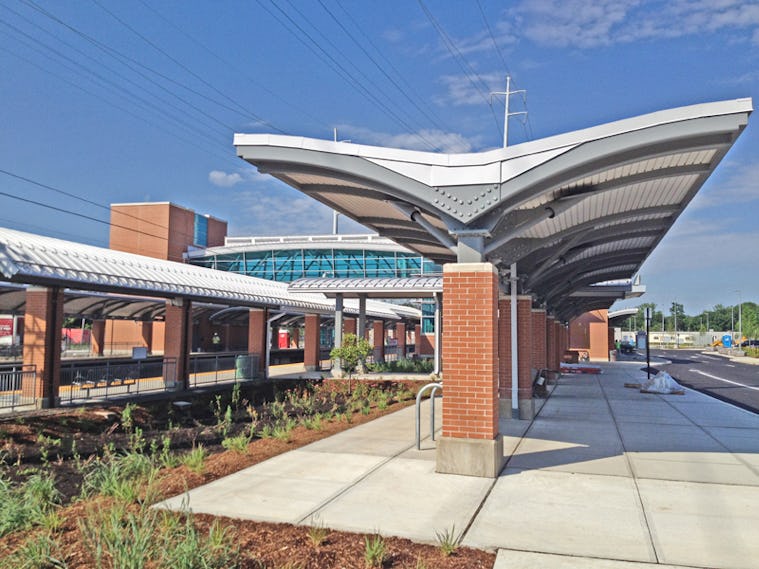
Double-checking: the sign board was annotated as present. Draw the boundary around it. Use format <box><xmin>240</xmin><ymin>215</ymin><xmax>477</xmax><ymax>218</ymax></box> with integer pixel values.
<box><xmin>722</xmin><ymin>334</ymin><xmax>732</xmax><ymax>348</ymax></box>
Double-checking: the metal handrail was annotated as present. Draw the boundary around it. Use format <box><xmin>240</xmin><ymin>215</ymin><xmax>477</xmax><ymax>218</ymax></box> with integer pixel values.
<box><xmin>415</xmin><ymin>381</ymin><xmax>442</xmax><ymax>450</ymax></box>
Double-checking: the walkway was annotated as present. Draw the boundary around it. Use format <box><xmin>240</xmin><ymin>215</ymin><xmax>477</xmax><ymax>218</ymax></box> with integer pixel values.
<box><xmin>156</xmin><ymin>361</ymin><xmax>759</xmax><ymax>569</ymax></box>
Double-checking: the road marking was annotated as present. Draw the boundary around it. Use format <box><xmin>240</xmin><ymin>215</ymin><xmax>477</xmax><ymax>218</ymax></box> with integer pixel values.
<box><xmin>726</xmin><ymin>364</ymin><xmax>736</xmax><ymax>367</ymax></box>
<box><xmin>688</xmin><ymin>369</ymin><xmax>759</xmax><ymax>391</ymax></box>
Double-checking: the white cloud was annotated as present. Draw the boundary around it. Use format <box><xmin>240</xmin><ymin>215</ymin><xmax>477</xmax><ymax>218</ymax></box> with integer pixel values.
<box><xmin>506</xmin><ymin>0</ymin><xmax>759</xmax><ymax>49</ymax></box>
<box><xmin>437</xmin><ymin>72</ymin><xmax>512</xmax><ymax>108</ymax></box>
<box><xmin>338</xmin><ymin>124</ymin><xmax>480</xmax><ymax>153</ymax></box>
<box><xmin>693</xmin><ymin>160</ymin><xmax>759</xmax><ymax>208</ymax></box>
<box><xmin>208</xmin><ymin>170</ymin><xmax>243</xmax><ymax>187</ymax></box>
<box><xmin>208</xmin><ymin>168</ymin><xmax>270</xmax><ymax>188</ymax></box>
<box><xmin>227</xmin><ymin>187</ymin><xmax>367</xmax><ymax>236</ymax></box>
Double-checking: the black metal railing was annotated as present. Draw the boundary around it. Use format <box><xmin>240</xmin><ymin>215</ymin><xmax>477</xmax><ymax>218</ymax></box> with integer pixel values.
<box><xmin>0</xmin><ymin>364</ymin><xmax>36</xmax><ymax>412</ymax></box>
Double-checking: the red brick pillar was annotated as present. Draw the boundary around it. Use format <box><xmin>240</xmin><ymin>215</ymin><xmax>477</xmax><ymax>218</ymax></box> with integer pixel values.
<box><xmin>608</xmin><ymin>327</ymin><xmax>616</xmax><ymax>359</ymax></box>
<box><xmin>91</xmin><ymin>319</ymin><xmax>106</xmax><ymax>356</ymax></box>
<box><xmin>396</xmin><ymin>322</ymin><xmax>406</xmax><ymax>360</ymax></box>
<box><xmin>344</xmin><ymin>318</ymin><xmax>357</xmax><ymax>336</ymax></box>
<box><xmin>164</xmin><ymin>299</ymin><xmax>192</xmax><ymax>390</ymax></box>
<box><xmin>414</xmin><ymin>324</ymin><xmax>422</xmax><ymax>358</ymax></box>
<box><xmin>531</xmin><ymin>309</ymin><xmax>547</xmax><ymax>371</ymax></box>
<box><xmin>436</xmin><ymin>263</ymin><xmax>502</xmax><ymax>478</ymax></box>
<box><xmin>248</xmin><ymin>308</ymin><xmax>267</xmax><ymax>374</ymax></box>
<box><xmin>304</xmin><ymin>314</ymin><xmax>320</xmax><ymax>371</ymax></box>
<box><xmin>139</xmin><ymin>322</ymin><xmax>153</xmax><ymax>353</ymax></box>
<box><xmin>516</xmin><ymin>296</ymin><xmax>534</xmax><ymax>419</ymax></box>
<box><xmin>22</xmin><ymin>287</ymin><xmax>63</xmax><ymax>408</ymax></box>
<box><xmin>546</xmin><ymin>316</ymin><xmax>557</xmax><ymax>370</ymax></box>
<box><xmin>373</xmin><ymin>320</ymin><xmax>385</xmax><ymax>363</ymax></box>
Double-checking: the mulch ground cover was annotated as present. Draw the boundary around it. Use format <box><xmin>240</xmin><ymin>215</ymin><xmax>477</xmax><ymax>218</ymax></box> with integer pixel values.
<box><xmin>0</xmin><ymin>379</ymin><xmax>496</xmax><ymax>568</ymax></box>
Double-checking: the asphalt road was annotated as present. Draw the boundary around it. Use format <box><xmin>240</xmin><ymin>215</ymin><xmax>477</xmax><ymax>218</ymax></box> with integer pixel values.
<box><xmin>645</xmin><ymin>348</ymin><xmax>759</xmax><ymax>414</ymax></box>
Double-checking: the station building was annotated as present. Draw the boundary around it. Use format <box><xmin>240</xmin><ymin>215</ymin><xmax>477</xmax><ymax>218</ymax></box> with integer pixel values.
<box><xmin>0</xmin><ymin>98</ymin><xmax>751</xmax><ymax>479</ymax></box>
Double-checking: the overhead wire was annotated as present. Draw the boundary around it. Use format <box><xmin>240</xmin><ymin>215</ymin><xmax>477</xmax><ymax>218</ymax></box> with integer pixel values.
<box><xmin>135</xmin><ymin>0</ymin><xmax>328</xmax><ymax>132</ymax></box>
<box><xmin>475</xmin><ymin>0</ymin><xmax>534</xmax><ymax>142</ymax></box>
<box><xmin>90</xmin><ymin>0</ymin><xmax>285</xmax><ymax>134</ymax></box>
<box><xmin>257</xmin><ymin>0</ymin><xmax>439</xmax><ymax>150</ymax></box>
<box><xmin>0</xmin><ymin>169</ymin><xmax>197</xmax><ymax>255</ymax></box>
<box><xmin>0</xmin><ymin>12</ymin><xmax>238</xmax><ymax>166</ymax></box>
<box><xmin>416</xmin><ymin>0</ymin><xmax>503</xmax><ymax>142</ymax></box>
<box><xmin>333</xmin><ymin>0</ymin><xmax>453</xmax><ymax>134</ymax></box>
<box><xmin>316</xmin><ymin>0</ymin><xmax>450</xmax><ymax>135</ymax></box>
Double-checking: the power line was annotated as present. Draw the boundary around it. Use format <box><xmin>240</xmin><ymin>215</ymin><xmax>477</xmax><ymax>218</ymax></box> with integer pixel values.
<box><xmin>316</xmin><ymin>0</ymin><xmax>450</xmax><ymax>135</ymax></box>
<box><xmin>136</xmin><ymin>0</ymin><xmax>328</xmax><ymax>132</ymax></box>
<box><xmin>416</xmin><ymin>0</ymin><xmax>503</xmax><ymax>140</ymax></box>
<box><xmin>258</xmin><ymin>0</ymin><xmax>439</xmax><ymax>150</ymax></box>
<box><xmin>333</xmin><ymin>0</ymin><xmax>452</xmax><ymax>134</ymax></box>
<box><xmin>0</xmin><ymin>169</ymin><xmax>194</xmax><ymax>259</ymax></box>
<box><xmin>475</xmin><ymin>0</ymin><xmax>534</xmax><ymax>142</ymax></box>
<box><xmin>90</xmin><ymin>0</ymin><xmax>285</xmax><ymax>134</ymax></box>
<box><xmin>0</xmin><ymin>4</ymin><xmax>238</xmax><ymax>152</ymax></box>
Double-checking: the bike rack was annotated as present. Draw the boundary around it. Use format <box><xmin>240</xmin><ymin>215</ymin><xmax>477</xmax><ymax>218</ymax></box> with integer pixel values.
<box><xmin>415</xmin><ymin>381</ymin><xmax>443</xmax><ymax>450</ymax></box>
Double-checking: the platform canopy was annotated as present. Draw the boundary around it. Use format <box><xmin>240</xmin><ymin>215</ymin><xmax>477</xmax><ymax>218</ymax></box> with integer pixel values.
<box><xmin>235</xmin><ymin>99</ymin><xmax>751</xmax><ymax>320</ymax></box>
<box><xmin>0</xmin><ymin>228</ymin><xmax>418</xmax><ymax>321</ymax></box>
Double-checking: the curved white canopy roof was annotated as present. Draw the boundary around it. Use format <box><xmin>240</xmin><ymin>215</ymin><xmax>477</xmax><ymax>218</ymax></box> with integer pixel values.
<box><xmin>0</xmin><ymin>228</ymin><xmax>417</xmax><ymax>321</ymax></box>
<box><xmin>235</xmin><ymin>98</ymin><xmax>751</xmax><ymax>320</ymax></box>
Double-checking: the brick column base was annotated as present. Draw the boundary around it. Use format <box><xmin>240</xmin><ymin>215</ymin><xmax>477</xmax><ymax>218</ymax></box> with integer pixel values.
<box><xmin>304</xmin><ymin>314</ymin><xmax>320</xmax><ymax>371</ymax></box>
<box><xmin>436</xmin><ymin>263</ymin><xmax>502</xmax><ymax>478</ymax></box>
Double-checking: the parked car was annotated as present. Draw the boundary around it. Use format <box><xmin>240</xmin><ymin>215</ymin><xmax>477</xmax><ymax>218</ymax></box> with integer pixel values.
<box><xmin>741</xmin><ymin>339</ymin><xmax>759</xmax><ymax>347</ymax></box>
<box><xmin>620</xmin><ymin>341</ymin><xmax>636</xmax><ymax>354</ymax></box>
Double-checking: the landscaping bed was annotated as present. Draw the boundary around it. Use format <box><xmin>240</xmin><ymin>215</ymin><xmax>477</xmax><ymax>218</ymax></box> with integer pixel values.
<box><xmin>0</xmin><ymin>378</ymin><xmax>495</xmax><ymax>568</ymax></box>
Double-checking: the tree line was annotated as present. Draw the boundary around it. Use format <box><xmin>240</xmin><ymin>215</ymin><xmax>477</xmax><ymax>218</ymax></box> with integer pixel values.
<box><xmin>620</xmin><ymin>301</ymin><xmax>758</xmax><ymax>339</ymax></box>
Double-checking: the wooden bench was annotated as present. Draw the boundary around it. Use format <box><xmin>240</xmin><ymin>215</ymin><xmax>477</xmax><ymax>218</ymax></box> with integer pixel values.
<box><xmin>73</xmin><ymin>377</ymin><xmax>137</xmax><ymax>397</ymax></box>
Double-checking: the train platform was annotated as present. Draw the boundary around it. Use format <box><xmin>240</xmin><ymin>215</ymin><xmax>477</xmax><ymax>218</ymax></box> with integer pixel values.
<box><xmin>157</xmin><ymin>361</ymin><xmax>759</xmax><ymax>569</ymax></box>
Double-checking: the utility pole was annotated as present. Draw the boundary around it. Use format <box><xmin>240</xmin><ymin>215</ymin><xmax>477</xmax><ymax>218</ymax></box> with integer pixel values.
<box><xmin>490</xmin><ymin>76</ymin><xmax>527</xmax><ymax>148</ymax></box>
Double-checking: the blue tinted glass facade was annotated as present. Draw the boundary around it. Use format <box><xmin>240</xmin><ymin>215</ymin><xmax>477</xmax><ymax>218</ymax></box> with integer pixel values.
<box><xmin>189</xmin><ymin>248</ymin><xmax>441</xmax><ymax>282</ymax></box>
<box><xmin>193</xmin><ymin>214</ymin><xmax>208</xmax><ymax>247</ymax></box>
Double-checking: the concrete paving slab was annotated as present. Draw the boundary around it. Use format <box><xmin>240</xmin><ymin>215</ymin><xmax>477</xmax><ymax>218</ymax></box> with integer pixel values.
<box><xmin>638</xmin><ymin>478</ymin><xmax>759</xmax><ymax>569</ymax></box>
<box><xmin>241</xmin><ymin>449</ymin><xmax>387</xmax><ymax>482</ymax></box>
<box><xmin>703</xmin><ymin>426</ymin><xmax>759</xmax><ymax>453</ymax></box>
<box><xmin>464</xmin><ymin>469</ymin><xmax>656</xmax><ymax>563</ymax></box>
<box><xmin>667</xmin><ymin>401</ymin><xmax>759</xmax><ymax>428</ymax></box>
<box><xmin>616</xmin><ymin>422</ymin><xmax>727</xmax><ymax>453</ymax></box>
<box><xmin>302</xmin><ymin>433</ymin><xmax>415</xmax><ymax>456</ymax></box>
<box><xmin>157</xmin><ymin>474</ymin><xmax>348</xmax><ymax>523</ymax></box>
<box><xmin>313</xmin><ymin>456</ymin><xmax>493</xmax><ymax>544</ymax></box>
<box><xmin>628</xmin><ymin>452</ymin><xmax>759</xmax><ymax>485</ymax></box>
<box><xmin>493</xmin><ymin>549</ymin><xmax>702</xmax><ymax>569</ymax></box>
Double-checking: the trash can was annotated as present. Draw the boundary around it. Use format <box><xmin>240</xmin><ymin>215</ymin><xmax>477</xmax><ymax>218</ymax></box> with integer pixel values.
<box><xmin>234</xmin><ymin>355</ymin><xmax>260</xmax><ymax>379</ymax></box>
<box><xmin>609</xmin><ymin>350</ymin><xmax>617</xmax><ymax>362</ymax></box>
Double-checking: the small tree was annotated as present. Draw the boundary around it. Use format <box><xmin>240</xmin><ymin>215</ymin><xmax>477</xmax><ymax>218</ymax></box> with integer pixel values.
<box><xmin>330</xmin><ymin>333</ymin><xmax>372</xmax><ymax>378</ymax></box>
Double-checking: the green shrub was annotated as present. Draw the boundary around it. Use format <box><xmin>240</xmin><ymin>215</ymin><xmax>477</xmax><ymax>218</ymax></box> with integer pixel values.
<box><xmin>160</xmin><ymin>515</ymin><xmax>239</xmax><ymax>569</ymax></box>
<box><xmin>330</xmin><ymin>333</ymin><xmax>372</xmax><ymax>378</ymax></box>
<box><xmin>181</xmin><ymin>445</ymin><xmax>207</xmax><ymax>475</ymax></box>
<box><xmin>363</xmin><ymin>534</ymin><xmax>386</xmax><ymax>568</ymax></box>
<box><xmin>221</xmin><ymin>434</ymin><xmax>250</xmax><ymax>454</ymax></box>
<box><xmin>0</xmin><ymin>471</ymin><xmax>61</xmax><ymax>537</ymax></box>
<box><xmin>435</xmin><ymin>523</ymin><xmax>463</xmax><ymax>557</ymax></box>
<box><xmin>8</xmin><ymin>531</ymin><xmax>68</xmax><ymax>568</ymax></box>
<box><xmin>79</xmin><ymin>501</ymin><xmax>155</xmax><ymax>569</ymax></box>
<box><xmin>82</xmin><ymin>451</ymin><xmax>154</xmax><ymax>502</ymax></box>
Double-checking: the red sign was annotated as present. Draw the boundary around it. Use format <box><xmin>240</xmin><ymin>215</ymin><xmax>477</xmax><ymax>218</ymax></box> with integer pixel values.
<box><xmin>0</xmin><ymin>318</ymin><xmax>12</xmax><ymax>338</ymax></box>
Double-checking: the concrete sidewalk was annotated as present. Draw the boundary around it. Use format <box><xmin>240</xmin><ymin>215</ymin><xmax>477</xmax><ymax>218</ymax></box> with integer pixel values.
<box><xmin>157</xmin><ymin>362</ymin><xmax>759</xmax><ymax>569</ymax></box>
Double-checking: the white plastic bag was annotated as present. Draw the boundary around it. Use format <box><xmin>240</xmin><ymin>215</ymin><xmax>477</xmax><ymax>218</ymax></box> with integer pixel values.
<box><xmin>639</xmin><ymin>371</ymin><xmax>684</xmax><ymax>394</ymax></box>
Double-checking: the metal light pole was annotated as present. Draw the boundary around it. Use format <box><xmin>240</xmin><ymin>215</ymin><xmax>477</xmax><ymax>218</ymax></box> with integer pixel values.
<box><xmin>735</xmin><ymin>290</ymin><xmax>742</xmax><ymax>344</ymax></box>
<box><xmin>674</xmin><ymin>301</ymin><xmax>678</xmax><ymax>349</ymax></box>
<box><xmin>645</xmin><ymin>307</ymin><xmax>651</xmax><ymax>380</ymax></box>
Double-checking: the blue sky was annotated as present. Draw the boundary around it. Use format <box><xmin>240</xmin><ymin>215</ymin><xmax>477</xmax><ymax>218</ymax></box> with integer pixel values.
<box><xmin>0</xmin><ymin>0</ymin><xmax>757</xmax><ymax>314</ymax></box>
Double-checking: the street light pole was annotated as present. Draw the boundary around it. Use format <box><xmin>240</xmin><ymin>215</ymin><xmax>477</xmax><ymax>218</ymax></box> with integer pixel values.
<box><xmin>645</xmin><ymin>307</ymin><xmax>651</xmax><ymax>380</ymax></box>
<box><xmin>735</xmin><ymin>290</ymin><xmax>742</xmax><ymax>343</ymax></box>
